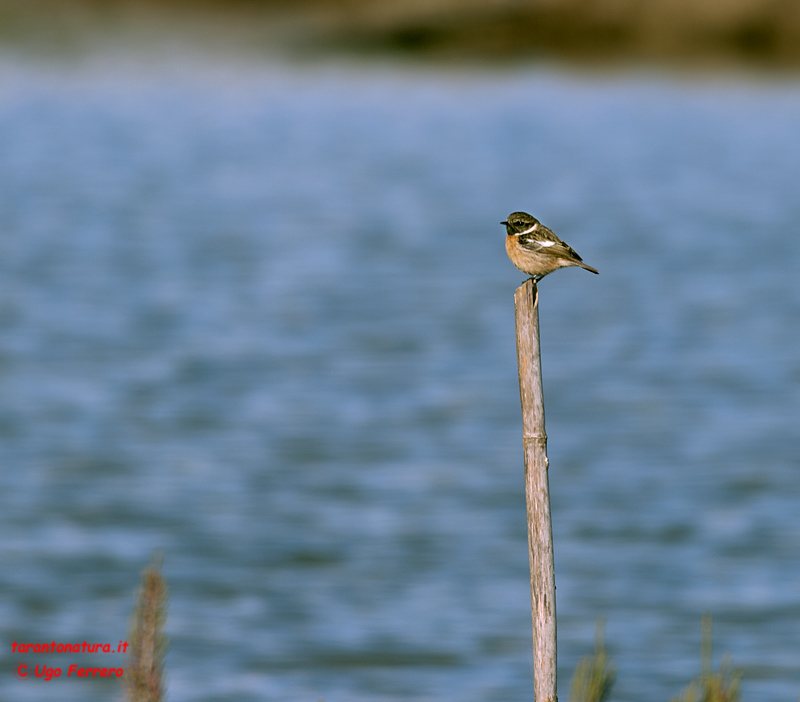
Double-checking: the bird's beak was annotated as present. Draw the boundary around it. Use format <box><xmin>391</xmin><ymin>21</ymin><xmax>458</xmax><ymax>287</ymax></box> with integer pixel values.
<box><xmin>500</xmin><ymin>221</ymin><xmax>507</xmax><ymax>225</ymax></box>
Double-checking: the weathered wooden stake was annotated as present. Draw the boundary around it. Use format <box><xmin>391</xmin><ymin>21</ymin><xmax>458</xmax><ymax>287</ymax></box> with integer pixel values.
<box><xmin>514</xmin><ymin>279</ymin><xmax>557</xmax><ymax>702</ymax></box>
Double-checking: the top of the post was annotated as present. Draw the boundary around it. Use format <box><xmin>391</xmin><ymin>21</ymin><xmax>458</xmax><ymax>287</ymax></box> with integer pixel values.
<box><xmin>514</xmin><ymin>278</ymin><xmax>539</xmax><ymax>312</ymax></box>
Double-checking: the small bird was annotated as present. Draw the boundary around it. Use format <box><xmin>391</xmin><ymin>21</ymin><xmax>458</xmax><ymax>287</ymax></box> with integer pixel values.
<box><xmin>503</xmin><ymin>211</ymin><xmax>598</xmax><ymax>282</ymax></box>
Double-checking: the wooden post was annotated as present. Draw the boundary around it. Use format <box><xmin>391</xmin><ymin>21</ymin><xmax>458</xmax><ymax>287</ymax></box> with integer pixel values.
<box><xmin>514</xmin><ymin>279</ymin><xmax>557</xmax><ymax>702</ymax></box>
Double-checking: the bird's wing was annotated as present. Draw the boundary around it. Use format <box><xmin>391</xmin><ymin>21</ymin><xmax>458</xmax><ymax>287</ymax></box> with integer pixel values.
<box><xmin>518</xmin><ymin>226</ymin><xmax>585</xmax><ymax>262</ymax></box>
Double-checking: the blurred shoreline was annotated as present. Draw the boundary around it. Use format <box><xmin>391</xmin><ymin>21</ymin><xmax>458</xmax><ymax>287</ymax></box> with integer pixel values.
<box><xmin>2</xmin><ymin>0</ymin><xmax>800</xmax><ymax>67</ymax></box>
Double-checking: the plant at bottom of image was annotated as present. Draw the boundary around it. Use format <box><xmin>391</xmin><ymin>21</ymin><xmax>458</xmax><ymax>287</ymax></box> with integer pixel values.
<box><xmin>570</xmin><ymin>619</ymin><xmax>616</xmax><ymax>702</ymax></box>
<box><xmin>126</xmin><ymin>553</ymin><xmax>169</xmax><ymax>702</ymax></box>
<box><xmin>670</xmin><ymin>614</ymin><xmax>741</xmax><ymax>702</ymax></box>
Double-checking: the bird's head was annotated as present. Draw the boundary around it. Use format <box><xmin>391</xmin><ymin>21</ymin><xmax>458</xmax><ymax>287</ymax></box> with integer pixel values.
<box><xmin>501</xmin><ymin>211</ymin><xmax>538</xmax><ymax>236</ymax></box>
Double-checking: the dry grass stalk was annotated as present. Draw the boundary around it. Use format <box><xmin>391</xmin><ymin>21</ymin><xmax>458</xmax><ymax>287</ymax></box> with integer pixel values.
<box><xmin>126</xmin><ymin>554</ymin><xmax>169</xmax><ymax>702</ymax></box>
<box><xmin>569</xmin><ymin>619</ymin><xmax>616</xmax><ymax>702</ymax></box>
<box><xmin>670</xmin><ymin>615</ymin><xmax>742</xmax><ymax>702</ymax></box>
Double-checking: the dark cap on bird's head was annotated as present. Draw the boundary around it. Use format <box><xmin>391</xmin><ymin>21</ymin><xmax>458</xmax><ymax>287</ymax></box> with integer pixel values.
<box><xmin>502</xmin><ymin>212</ymin><xmax>540</xmax><ymax>235</ymax></box>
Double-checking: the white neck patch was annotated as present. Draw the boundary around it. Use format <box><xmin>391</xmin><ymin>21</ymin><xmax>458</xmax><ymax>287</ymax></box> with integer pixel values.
<box><xmin>515</xmin><ymin>222</ymin><xmax>539</xmax><ymax>236</ymax></box>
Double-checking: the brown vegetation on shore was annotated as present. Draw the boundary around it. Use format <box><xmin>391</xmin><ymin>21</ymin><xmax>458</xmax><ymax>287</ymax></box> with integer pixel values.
<box><xmin>1</xmin><ymin>0</ymin><xmax>800</xmax><ymax>65</ymax></box>
<box><xmin>314</xmin><ymin>0</ymin><xmax>800</xmax><ymax>65</ymax></box>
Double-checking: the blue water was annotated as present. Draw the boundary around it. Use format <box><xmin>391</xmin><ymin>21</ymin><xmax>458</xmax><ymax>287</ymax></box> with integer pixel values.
<box><xmin>0</xmin><ymin>56</ymin><xmax>799</xmax><ymax>701</ymax></box>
